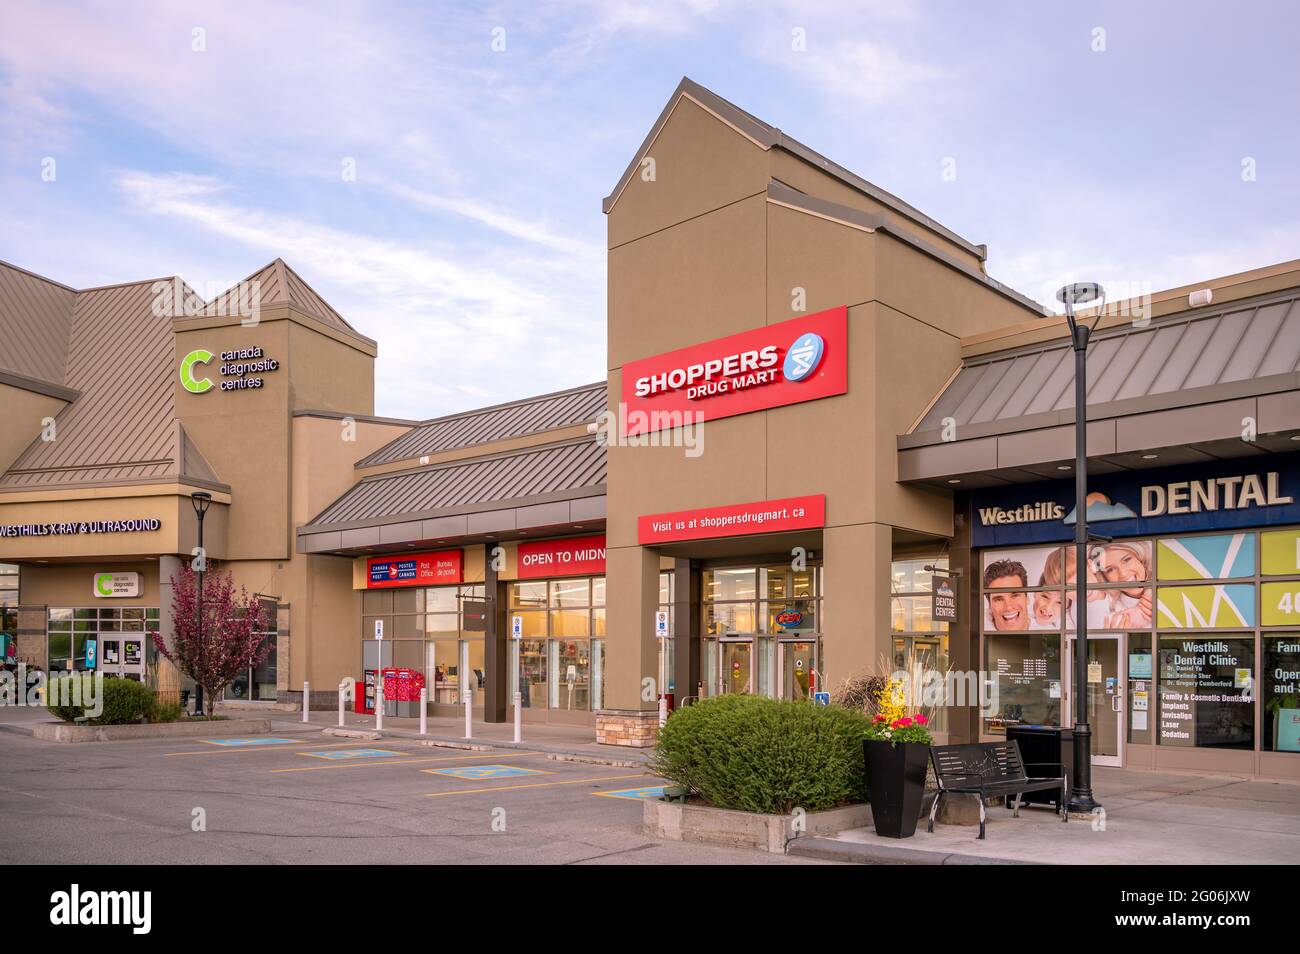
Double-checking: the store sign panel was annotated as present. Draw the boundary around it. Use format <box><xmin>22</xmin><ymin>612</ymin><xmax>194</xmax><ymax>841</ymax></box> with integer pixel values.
<box><xmin>971</xmin><ymin>454</ymin><xmax>1300</xmax><ymax>547</ymax></box>
<box><xmin>179</xmin><ymin>345</ymin><xmax>281</xmax><ymax>394</ymax></box>
<box><xmin>1262</xmin><ymin>529</ymin><xmax>1300</xmax><ymax>576</ymax></box>
<box><xmin>620</xmin><ymin>307</ymin><xmax>847</xmax><ymax>436</ymax></box>
<box><xmin>94</xmin><ymin>572</ymin><xmax>141</xmax><ymax>598</ymax></box>
<box><xmin>932</xmin><ymin>576</ymin><xmax>958</xmax><ymax>622</ymax></box>
<box><xmin>366</xmin><ymin>550</ymin><xmax>462</xmax><ymax>588</ymax></box>
<box><xmin>517</xmin><ymin>535</ymin><xmax>606</xmax><ymax>579</ymax></box>
<box><xmin>638</xmin><ymin>495</ymin><xmax>825</xmax><ymax>545</ymax></box>
<box><xmin>0</xmin><ymin>518</ymin><xmax>162</xmax><ymax>538</ymax></box>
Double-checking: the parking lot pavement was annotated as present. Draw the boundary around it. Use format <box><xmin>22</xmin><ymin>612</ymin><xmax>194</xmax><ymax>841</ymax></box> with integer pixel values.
<box><xmin>0</xmin><ymin>728</ymin><xmax>827</xmax><ymax>865</ymax></box>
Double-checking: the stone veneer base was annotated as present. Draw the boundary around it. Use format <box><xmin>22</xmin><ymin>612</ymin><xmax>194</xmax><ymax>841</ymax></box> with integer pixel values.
<box><xmin>595</xmin><ymin>709</ymin><xmax>660</xmax><ymax>747</ymax></box>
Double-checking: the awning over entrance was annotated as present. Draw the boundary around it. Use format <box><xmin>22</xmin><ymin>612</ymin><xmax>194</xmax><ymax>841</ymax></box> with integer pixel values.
<box><xmin>297</xmin><ymin>437</ymin><xmax>606</xmax><ymax>555</ymax></box>
<box><xmin>898</xmin><ymin>290</ymin><xmax>1300</xmax><ymax>488</ymax></box>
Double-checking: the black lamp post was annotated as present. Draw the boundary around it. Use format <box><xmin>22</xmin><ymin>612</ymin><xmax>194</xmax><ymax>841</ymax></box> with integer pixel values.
<box><xmin>190</xmin><ymin>491</ymin><xmax>212</xmax><ymax>717</ymax></box>
<box><xmin>1054</xmin><ymin>282</ymin><xmax>1105</xmax><ymax>816</ymax></box>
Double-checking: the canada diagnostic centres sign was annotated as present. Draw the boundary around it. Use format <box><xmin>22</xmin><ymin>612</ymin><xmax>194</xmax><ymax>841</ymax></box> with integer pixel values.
<box><xmin>620</xmin><ymin>307</ymin><xmax>847</xmax><ymax>436</ymax></box>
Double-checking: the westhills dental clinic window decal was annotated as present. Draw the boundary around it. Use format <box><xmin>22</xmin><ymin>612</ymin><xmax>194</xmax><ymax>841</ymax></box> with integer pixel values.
<box><xmin>970</xmin><ymin>454</ymin><xmax>1300</xmax><ymax>548</ymax></box>
<box><xmin>366</xmin><ymin>550</ymin><xmax>463</xmax><ymax>589</ymax></box>
<box><xmin>619</xmin><ymin>307</ymin><xmax>847</xmax><ymax>437</ymax></box>
<box><xmin>179</xmin><ymin>345</ymin><xmax>281</xmax><ymax>394</ymax></box>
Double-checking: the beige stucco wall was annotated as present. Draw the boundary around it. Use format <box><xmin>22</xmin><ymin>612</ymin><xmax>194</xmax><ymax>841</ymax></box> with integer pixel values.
<box><xmin>0</xmin><ymin>384</ymin><xmax>68</xmax><ymax>476</ymax></box>
<box><xmin>603</xmin><ymin>93</ymin><xmax>1041</xmax><ymax>710</ymax></box>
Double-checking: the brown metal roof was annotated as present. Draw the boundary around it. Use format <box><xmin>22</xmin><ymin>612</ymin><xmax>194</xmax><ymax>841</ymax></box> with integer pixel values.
<box><xmin>307</xmin><ymin>437</ymin><xmax>606</xmax><ymax>529</ymax></box>
<box><xmin>199</xmin><ymin>258</ymin><xmax>357</xmax><ymax>334</ymax></box>
<box><xmin>911</xmin><ymin>290</ymin><xmax>1300</xmax><ymax>440</ymax></box>
<box><xmin>0</xmin><ymin>260</ymin><xmax>77</xmax><ymax>388</ymax></box>
<box><xmin>356</xmin><ymin>382</ymin><xmax>607</xmax><ymax>466</ymax></box>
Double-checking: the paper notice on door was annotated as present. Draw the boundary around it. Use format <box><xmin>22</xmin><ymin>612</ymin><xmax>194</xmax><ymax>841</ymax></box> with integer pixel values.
<box><xmin>1049</xmin><ymin>680</ymin><xmax>1061</xmax><ymax>699</ymax></box>
<box><xmin>1132</xmin><ymin>690</ymin><xmax>1149</xmax><ymax>731</ymax></box>
<box><xmin>1088</xmin><ymin>662</ymin><xmax>1102</xmax><ymax>684</ymax></box>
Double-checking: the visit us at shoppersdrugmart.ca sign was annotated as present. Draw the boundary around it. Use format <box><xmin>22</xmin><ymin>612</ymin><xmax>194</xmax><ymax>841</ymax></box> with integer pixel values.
<box><xmin>638</xmin><ymin>495</ymin><xmax>825</xmax><ymax>545</ymax></box>
<box><xmin>620</xmin><ymin>307</ymin><xmax>847</xmax><ymax>437</ymax></box>
<box><xmin>0</xmin><ymin>519</ymin><xmax>162</xmax><ymax>538</ymax></box>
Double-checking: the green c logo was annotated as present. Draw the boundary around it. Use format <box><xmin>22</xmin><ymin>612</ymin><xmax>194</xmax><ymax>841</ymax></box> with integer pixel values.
<box><xmin>95</xmin><ymin>573</ymin><xmax>113</xmax><ymax>596</ymax></box>
<box><xmin>180</xmin><ymin>349</ymin><xmax>215</xmax><ymax>394</ymax></box>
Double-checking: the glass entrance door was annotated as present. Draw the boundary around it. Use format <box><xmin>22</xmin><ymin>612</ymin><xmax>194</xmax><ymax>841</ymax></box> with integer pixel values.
<box><xmin>1065</xmin><ymin>634</ymin><xmax>1123</xmax><ymax>767</ymax></box>
<box><xmin>780</xmin><ymin>640</ymin><xmax>817</xmax><ymax>701</ymax></box>
<box><xmin>719</xmin><ymin>639</ymin><xmax>753</xmax><ymax>695</ymax></box>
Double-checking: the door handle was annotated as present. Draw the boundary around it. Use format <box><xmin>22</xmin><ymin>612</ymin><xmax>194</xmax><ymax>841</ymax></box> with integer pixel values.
<box><xmin>1111</xmin><ymin>693</ymin><xmax>1122</xmax><ymax>713</ymax></box>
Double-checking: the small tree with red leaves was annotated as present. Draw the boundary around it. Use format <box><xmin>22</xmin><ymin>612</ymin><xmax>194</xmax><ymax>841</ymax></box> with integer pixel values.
<box><xmin>155</xmin><ymin>565</ymin><xmax>271</xmax><ymax>717</ymax></box>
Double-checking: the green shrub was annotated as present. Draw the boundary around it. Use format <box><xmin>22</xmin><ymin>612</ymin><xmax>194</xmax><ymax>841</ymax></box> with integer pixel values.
<box><xmin>150</xmin><ymin>699</ymin><xmax>183</xmax><ymax>723</ymax></box>
<box><xmin>650</xmin><ymin>695</ymin><xmax>872</xmax><ymax>814</ymax></box>
<box><xmin>46</xmin><ymin>676</ymin><xmax>157</xmax><ymax>725</ymax></box>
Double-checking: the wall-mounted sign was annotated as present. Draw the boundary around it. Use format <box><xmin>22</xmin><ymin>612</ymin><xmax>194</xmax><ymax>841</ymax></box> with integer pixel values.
<box><xmin>619</xmin><ymin>307</ymin><xmax>848</xmax><ymax>436</ymax></box>
<box><xmin>366</xmin><ymin>549</ymin><xmax>462</xmax><ymax>589</ymax></box>
<box><xmin>775</xmin><ymin>609</ymin><xmax>805</xmax><ymax>630</ymax></box>
<box><xmin>932</xmin><ymin>576</ymin><xmax>957</xmax><ymax>622</ymax></box>
<box><xmin>655</xmin><ymin>611</ymin><xmax>669</xmax><ymax>636</ymax></box>
<box><xmin>971</xmin><ymin>454</ymin><xmax>1300</xmax><ymax>547</ymax></box>
<box><xmin>517</xmin><ymin>535</ymin><xmax>606</xmax><ymax>579</ymax></box>
<box><xmin>94</xmin><ymin>571</ymin><xmax>141</xmax><ymax>598</ymax></box>
<box><xmin>0</xmin><ymin>519</ymin><xmax>161</xmax><ymax>538</ymax></box>
<box><xmin>638</xmin><ymin>494</ymin><xmax>825</xmax><ymax>545</ymax></box>
<box><xmin>180</xmin><ymin>345</ymin><xmax>281</xmax><ymax>394</ymax></box>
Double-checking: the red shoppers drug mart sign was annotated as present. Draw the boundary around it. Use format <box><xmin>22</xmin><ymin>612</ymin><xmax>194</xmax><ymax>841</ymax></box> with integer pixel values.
<box><xmin>517</xmin><ymin>535</ymin><xmax>607</xmax><ymax>579</ymax></box>
<box><xmin>620</xmin><ymin>306</ymin><xmax>847</xmax><ymax>436</ymax></box>
<box><xmin>367</xmin><ymin>549</ymin><xmax>463</xmax><ymax>588</ymax></box>
<box><xmin>638</xmin><ymin>495</ymin><xmax>825</xmax><ymax>545</ymax></box>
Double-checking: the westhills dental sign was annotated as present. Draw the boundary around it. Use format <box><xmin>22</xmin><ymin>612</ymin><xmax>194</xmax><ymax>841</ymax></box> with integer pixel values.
<box><xmin>620</xmin><ymin>307</ymin><xmax>847</xmax><ymax>436</ymax></box>
<box><xmin>971</xmin><ymin>456</ymin><xmax>1300</xmax><ymax>547</ymax></box>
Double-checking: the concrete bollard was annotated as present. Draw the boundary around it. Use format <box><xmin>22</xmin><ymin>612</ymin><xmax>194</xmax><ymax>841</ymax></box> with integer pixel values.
<box><xmin>463</xmin><ymin>689</ymin><xmax>472</xmax><ymax>740</ymax></box>
<box><xmin>376</xmin><ymin>681</ymin><xmax>384</xmax><ymax>731</ymax></box>
<box><xmin>302</xmin><ymin>681</ymin><xmax>310</xmax><ymax>723</ymax></box>
<box><xmin>513</xmin><ymin>691</ymin><xmax>522</xmax><ymax>744</ymax></box>
<box><xmin>658</xmin><ymin>695</ymin><xmax>668</xmax><ymax>727</ymax></box>
<box><xmin>337</xmin><ymin>681</ymin><xmax>347</xmax><ymax>727</ymax></box>
<box><xmin>419</xmin><ymin>687</ymin><xmax>428</xmax><ymax>735</ymax></box>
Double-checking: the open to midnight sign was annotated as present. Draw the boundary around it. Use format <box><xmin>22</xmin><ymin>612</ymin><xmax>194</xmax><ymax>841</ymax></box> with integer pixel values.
<box><xmin>932</xmin><ymin>576</ymin><xmax>958</xmax><ymax>622</ymax></box>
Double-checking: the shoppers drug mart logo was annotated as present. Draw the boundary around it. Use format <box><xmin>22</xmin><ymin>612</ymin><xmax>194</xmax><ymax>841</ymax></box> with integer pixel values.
<box><xmin>620</xmin><ymin>306</ymin><xmax>847</xmax><ymax>436</ymax></box>
<box><xmin>180</xmin><ymin>345</ymin><xmax>280</xmax><ymax>394</ymax></box>
<box><xmin>783</xmin><ymin>333</ymin><xmax>825</xmax><ymax>382</ymax></box>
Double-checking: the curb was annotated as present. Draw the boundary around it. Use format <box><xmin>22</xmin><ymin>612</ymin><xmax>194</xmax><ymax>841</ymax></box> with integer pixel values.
<box><xmin>786</xmin><ymin>836</ymin><xmax>1041</xmax><ymax>865</ymax></box>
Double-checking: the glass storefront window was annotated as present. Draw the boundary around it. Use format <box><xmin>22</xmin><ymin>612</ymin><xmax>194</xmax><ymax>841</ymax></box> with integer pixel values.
<box><xmin>592</xmin><ymin>640</ymin><xmax>605</xmax><ymax>710</ymax></box>
<box><xmin>552</xmin><ymin>578</ymin><xmax>589</xmax><ymax>608</ymax></box>
<box><xmin>518</xmin><ymin>637</ymin><xmax>546</xmax><ymax>708</ymax></box>
<box><xmin>1157</xmin><ymin>635</ymin><xmax>1254</xmax><ymax>749</ymax></box>
<box><xmin>550</xmin><ymin>608</ymin><xmax>589</xmax><ymax>637</ymax></box>
<box><xmin>705</xmin><ymin>568</ymin><xmax>756</xmax><ymax>602</ymax></box>
<box><xmin>705</xmin><ymin>602</ymin><xmax>755</xmax><ymax>635</ymax></box>
<box><xmin>510</xmin><ymin>581</ymin><xmax>547</xmax><ymax>608</ymax></box>
<box><xmin>1127</xmin><ymin>633</ymin><xmax>1153</xmax><ymax>745</ymax></box>
<box><xmin>983</xmin><ymin>632</ymin><xmax>1062</xmax><ymax>735</ymax></box>
<box><xmin>1263</xmin><ymin>635</ymin><xmax>1300</xmax><ymax>753</ymax></box>
<box><xmin>426</xmin><ymin>639</ymin><xmax>460</xmax><ymax>704</ymax></box>
<box><xmin>551</xmin><ymin>639</ymin><xmax>590</xmax><ymax>710</ymax></box>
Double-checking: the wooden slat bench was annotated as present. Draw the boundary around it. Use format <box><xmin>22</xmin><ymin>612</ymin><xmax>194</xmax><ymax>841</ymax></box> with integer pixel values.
<box><xmin>929</xmin><ymin>741</ymin><xmax>1068</xmax><ymax>839</ymax></box>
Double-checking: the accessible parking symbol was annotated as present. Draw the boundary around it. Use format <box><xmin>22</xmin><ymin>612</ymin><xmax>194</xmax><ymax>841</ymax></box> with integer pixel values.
<box><xmin>423</xmin><ymin>765</ymin><xmax>548</xmax><ymax>780</ymax></box>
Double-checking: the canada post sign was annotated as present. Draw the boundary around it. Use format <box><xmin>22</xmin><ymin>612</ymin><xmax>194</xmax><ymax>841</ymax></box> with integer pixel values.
<box><xmin>367</xmin><ymin>550</ymin><xmax>463</xmax><ymax>588</ymax></box>
<box><xmin>620</xmin><ymin>307</ymin><xmax>847</xmax><ymax>436</ymax></box>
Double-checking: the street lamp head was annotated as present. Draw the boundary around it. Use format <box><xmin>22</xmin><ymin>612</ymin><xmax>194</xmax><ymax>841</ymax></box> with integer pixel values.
<box><xmin>190</xmin><ymin>491</ymin><xmax>212</xmax><ymax>517</ymax></box>
<box><xmin>1056</xmin><ymin>282</ymin><xmax>1105</xmax><ymax>308</ymax></box>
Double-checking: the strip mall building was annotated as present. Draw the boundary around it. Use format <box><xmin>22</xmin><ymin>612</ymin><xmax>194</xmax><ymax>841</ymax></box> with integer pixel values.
<box><xmin>3</xmin><ymin>79</ymin><xmax>1300</xmax><ymax>776</ymax></box>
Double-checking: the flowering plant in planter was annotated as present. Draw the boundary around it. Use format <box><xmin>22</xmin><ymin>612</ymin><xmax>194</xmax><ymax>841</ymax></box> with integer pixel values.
<box><xmin>862</xmin><ymin>678</ymin><xmax>934</xmax><ymax>746</ymax></box>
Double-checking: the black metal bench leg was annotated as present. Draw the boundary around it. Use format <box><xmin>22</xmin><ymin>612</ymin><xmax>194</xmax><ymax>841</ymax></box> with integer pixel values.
<box><xmin>978</xmin><ymin>797</ymin><xmax>986</xmax><ymax>839</ymax></box>
<box><xmin>1061</xmin><ymin>781</ymin><xmax>1068</xmax><ymax>822</ymax></box>
<box><xmin>928</xmin><ymin>791</ymin><xmax>941</xmax><ymax>833</ymax></box>
<box><xmin>1011</xmin><ymin>792</ymin><xmax>1021</xmax><ymax>818</ymax></box>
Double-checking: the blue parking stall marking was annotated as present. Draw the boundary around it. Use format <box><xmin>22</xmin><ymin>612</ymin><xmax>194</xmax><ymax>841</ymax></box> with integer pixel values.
<box><xmin>201</xmin><ymin>738</ymin><xmax>299</xmax><ymax>747</ymax></box>
<box><xmin>421</xmin><ymin>764</ymin><xmax>550</xmax><ymax>780</ymax></box>
<box><xmin>300</xmin><ymin>748</ymin><xmax>402</xmax><ymax>760</ymax></box>
<box><xmin>592</xmin><ymin>786</ymin><xmax>666</xmax><ymax>801</ymax></box>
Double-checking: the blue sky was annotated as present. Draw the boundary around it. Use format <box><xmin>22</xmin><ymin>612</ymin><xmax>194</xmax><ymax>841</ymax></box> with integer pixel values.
<box><xmin>2</xmin><ymin>0</ymin><xmax>1297</xmax><ymax>419</ymax></box>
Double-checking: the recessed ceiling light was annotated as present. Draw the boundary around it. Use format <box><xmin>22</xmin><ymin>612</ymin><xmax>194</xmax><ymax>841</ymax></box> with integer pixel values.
<box><xmin>947</xmin><ymin>479</ymin><xmax>961</xmax><ymax>485</ymax></box>
<box><xmin>1141</xmin><ymin>453</ymin><xmax>1159</xmax><ymax>460</ymax></box>
<box><xmin>1291</xmin><ymin>435</ymin><xmax>1300</xmax><ymax>442</ymax></box>
<box><xmin>1056</xmin><ymin>465</ymin><xmax>1071</xmax><ymax>471</ymax></box>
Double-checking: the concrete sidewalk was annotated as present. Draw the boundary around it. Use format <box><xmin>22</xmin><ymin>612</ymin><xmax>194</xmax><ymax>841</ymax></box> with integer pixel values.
<box><xmin>789</xmin><ymin>765</ymin><xmax>1300</xmax><ymax>864</ymax></box>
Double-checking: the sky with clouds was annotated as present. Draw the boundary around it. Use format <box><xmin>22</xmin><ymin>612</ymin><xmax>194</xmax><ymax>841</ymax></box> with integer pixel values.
<box><xmin>1</xmin><ymin>0</ymin><xmax>1297</xmax><ymax>419</ymax></box>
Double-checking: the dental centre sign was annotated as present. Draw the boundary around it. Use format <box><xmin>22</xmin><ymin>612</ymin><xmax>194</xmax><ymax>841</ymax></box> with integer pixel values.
<box><xmin>620</xmin><ymin>307</ymin><xmax>847</xmax><ymax>436</ymax></box>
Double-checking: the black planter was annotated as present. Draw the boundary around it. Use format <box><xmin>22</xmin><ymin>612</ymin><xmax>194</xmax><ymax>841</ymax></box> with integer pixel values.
<box><xmin>863</xmin><ymin>739</ymin><xmax>929</xmax><ymax>838</ymax></box>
